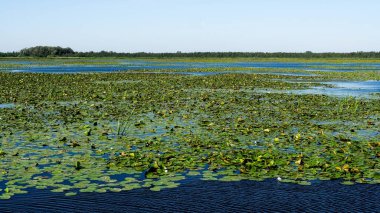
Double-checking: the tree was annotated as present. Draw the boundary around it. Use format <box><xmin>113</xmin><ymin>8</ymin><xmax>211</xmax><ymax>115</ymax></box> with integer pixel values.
<box><xmin>19</xmin><ymin>46</ymin><xmax>75</xmax><ymax>57</ymax></box>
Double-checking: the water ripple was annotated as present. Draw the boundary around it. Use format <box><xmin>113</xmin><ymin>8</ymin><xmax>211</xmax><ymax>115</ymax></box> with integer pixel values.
<box><xmin>1</xmin><ymin>179</ymin><xmax>379</xmax><ymax>212</ymax></box>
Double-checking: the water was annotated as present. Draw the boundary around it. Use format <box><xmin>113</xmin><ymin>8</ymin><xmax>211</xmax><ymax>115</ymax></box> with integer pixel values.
<box><xmin>235</xmin><ymin>70</ymin><xmax>316</xmax><ymax>76</ymax></box>
<box><xmin>1</xmin><ymin>60</ymin><xmax>379</xmax><ymax>211</ymax></box>
<box><xmin>128</xmin><ymin>71</ymin><xmax>314</xmax><ymax>77</ymax></box>
<box><xmin>327</xmin><ymin>80</ymin><xmax>380</xmax><ymax>90</ymax></box>
<box><xmin>128</xmin><ymin>71</ymin><xmax>223</xmax><ymax>76</ymax></box>
<box><xmin>0</xmin><ymin>60</ymin><xmax>35</xmax><ymax>65</ymax></box>
<box><xmin>1</xmin><ymin>179</ymin><xmax>378</xmax><ymax>212</ymax></box>
<box><xmin>9</xmin><ymin>66</ymin><xmax>126</xmax><ymax>73</ymax></box>
<box><xmin>277</xmin><ymin>80</ymin><xmax>380</xmax><ymax>98</ymax></box>
<box><xmin>0</xmin><ymin>103</ymin><xmax>15</xmax><ymax>109</ymax></box>
<box><xmin>292</xmin><ymin>81</ymin><xmax>380</xmax><ymax>98</ymax></box>
<box><xmin>2</xmin><ymin>60</ymin><xmax>380</xmax><ymax>73</ymax></box>
<box><xmin>305</xmin><ymin>68</ymin><xmax>380</xmax><ymax>72</ymax></box>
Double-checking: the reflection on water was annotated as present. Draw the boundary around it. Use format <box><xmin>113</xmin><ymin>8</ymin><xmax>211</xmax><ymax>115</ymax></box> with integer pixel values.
<box><xmin>279</xmin><ymin>80</ymin><xmax>380</xmax><ymax>98</ymax></box>
<box><xmin>294</xmin><ymin>81</ymin><xmax>380</xmax><ymax>98</ymax></box>
<box><xmin>326</xmin><ymin>81</ymin><xmax>380</xmax><ymax>90</ymax></box>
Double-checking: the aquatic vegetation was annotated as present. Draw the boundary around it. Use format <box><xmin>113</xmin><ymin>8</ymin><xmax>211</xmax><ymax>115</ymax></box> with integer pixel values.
<box><xmin>0</xmin><ymin>58</ymin><xmax>379</xmax><ymax>199</ymax></box>
<box><xmin>116</xmin><ymin>107</ymin><xmax>136</xmax><ymax>136</ymax></box>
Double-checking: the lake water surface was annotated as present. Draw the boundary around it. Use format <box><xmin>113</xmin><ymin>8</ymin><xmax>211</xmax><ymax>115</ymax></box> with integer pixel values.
<box><xmin>1</xmin><ymin>179</ymin><xmax>379</xmax><ymax>212</ymax></box>
<box><xmin>2</xmin><ymin>60</ymin><xmax>380</xmax><ymax>73</ymax></box>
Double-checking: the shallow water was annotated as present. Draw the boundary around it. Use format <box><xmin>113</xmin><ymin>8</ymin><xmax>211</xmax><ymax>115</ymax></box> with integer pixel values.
<box><xmin>1</xmin><ymin>179</ymin><xmax>379</xmax><ymax>212</ymax></box>
<box><xmin>236</xmin><ymin>70</ymin><xmax>316</xmax><ymax>76</ymax></box>
<box><xmin>0</xmin><ymin>60</ymin><xmax>35</xmax><ymax>65</ymax></box>
<box><xmin>294</xmin><ymin>81</ymin><xmax>380</xmax><ymax>97</ymax></box>
<box><xmin>9</xmin><ymin>66</ymin><xmax>126</xmax><ymax>73</ymax></box>
<box><xmin>279</xmin><ymin>80</ymin><xmax>380</xmax><ymax>98</ymax></box>
<box><xmin>128</xmin><ymin>71</ymin><xmax>223</xmax><ymax>76</ymax></box>
<box><xmin>0</xmin><ymin>103</ymin><xmax>15</xmax><ymax>109</ymax></box>
<box><xmin>129</xmin><ymin>71</ymin><xmax>315</xmax><ymax>77</ymax></box>
<box><xmin>326</xmin><ymin>80</ymin><xmax>380</xmax><ymax>90</ymax></box>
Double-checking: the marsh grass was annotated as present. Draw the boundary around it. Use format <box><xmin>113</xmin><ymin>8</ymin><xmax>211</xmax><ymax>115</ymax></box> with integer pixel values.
<box><xmin>336</xmin><ymin>97</ymin><xmax>361</xmax><ymax>114</ymax></box>
<box><xmin>116</xmin><ymin>107</ymin><xmax>136</xmax><ymax>136</ymax></box>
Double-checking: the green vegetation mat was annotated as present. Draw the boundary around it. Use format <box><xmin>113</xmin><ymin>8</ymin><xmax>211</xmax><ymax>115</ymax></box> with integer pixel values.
<box><xmin>0</xmin><ymin>59</ymin><xmax>379</xmax><ymax>199</ymax></box>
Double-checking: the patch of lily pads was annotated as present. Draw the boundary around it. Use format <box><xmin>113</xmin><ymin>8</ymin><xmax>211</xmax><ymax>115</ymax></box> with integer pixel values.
<box><xmin>0</xmin><ymin>59</ymin><xmax>379</xmax><ymax>200</ymax></box>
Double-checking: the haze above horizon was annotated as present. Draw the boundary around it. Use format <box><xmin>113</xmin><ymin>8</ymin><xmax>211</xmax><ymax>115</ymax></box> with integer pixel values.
<box><xmin>1</xmin><ymin>0</ymin><xmax>379</xmax><ymax>53</ymax></box>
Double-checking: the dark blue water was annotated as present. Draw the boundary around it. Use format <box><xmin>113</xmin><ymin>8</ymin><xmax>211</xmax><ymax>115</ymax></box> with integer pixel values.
<box><xmin>0</xmin><ymin>179</ymin><xmax>378</xmax><ymax>212</ymax></box>
<box><xmin>2</xmin><ymin>61</ymin><xmax>380</xmax><ymax>73</ymax></box>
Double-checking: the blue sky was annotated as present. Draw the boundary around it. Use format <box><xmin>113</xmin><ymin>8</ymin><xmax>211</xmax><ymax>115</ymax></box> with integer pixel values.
<box><xmin>1</xmin><ymin>0</ymin><xmax>379</xmax><ymax>52</ymax></box>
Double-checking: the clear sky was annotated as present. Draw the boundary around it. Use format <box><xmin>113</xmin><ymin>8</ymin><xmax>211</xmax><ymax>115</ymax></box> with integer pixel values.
<box><xmin>1</xmin><ymin>0</ymin><xmax>379</xmax><ymax>53</ymax></box>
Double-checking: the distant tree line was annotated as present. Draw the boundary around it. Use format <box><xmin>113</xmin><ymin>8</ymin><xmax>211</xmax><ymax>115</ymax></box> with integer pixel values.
<box><xmin>72</xmin><ymin>51</ymin><xmax>380</xmax><ymax>58</ymax></box>
<box><xmin>1</xmin><ymin>46</ymin><xmax>380</xmax><ymax>58</ymax></box>
<box><xmin>19</xmin><ymin>46</ymin><xmax>75</xmax><ymax>57</ymax></box>
<box><xmin>0</xmin><ymin>52</ymin><xmax>19</xmax><ymax>57</ymax></box>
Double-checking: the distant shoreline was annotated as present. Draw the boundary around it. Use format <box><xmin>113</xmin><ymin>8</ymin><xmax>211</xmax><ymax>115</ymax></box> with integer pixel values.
<box><xmin>2</xmin><ymin>57</ymin><xmax>380</xmax><ymax>64</ymax></box>
<box><xmin>1</xmin><ymin>46</ymin><xmax>380</xmax><ymax>59</ymax></box>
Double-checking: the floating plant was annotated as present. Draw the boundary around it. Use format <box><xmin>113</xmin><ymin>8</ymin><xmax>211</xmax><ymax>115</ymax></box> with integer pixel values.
<box><xmin>0</xmin><ymin>58</ymin><xmax>379</xmax><ymax>199</ymax></box>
